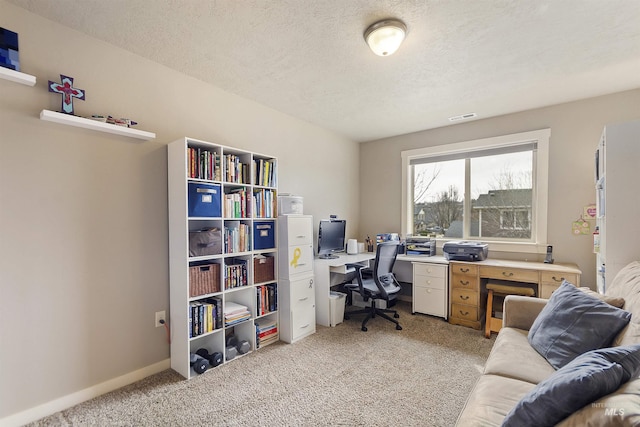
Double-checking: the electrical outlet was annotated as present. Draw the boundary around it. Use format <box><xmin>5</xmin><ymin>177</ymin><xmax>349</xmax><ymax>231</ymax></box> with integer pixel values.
<box><xmin>155</xmin><ymin>310</ymin><xmax>166</xmax><ymax>328</ymax></box>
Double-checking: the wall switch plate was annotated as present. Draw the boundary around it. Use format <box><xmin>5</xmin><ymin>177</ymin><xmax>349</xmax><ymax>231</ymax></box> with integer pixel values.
<box><xmin>155</xmin><ymin>310</ymin><xmax>166</xmax><ymax>328</ymax></box>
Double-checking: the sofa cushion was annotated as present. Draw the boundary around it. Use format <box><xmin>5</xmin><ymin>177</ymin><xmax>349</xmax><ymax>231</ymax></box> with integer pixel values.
<box><xmin>578</xmin><ymin>286</ymin><xmax>625</xmax><ymax>308</ymax></box>
<box><xmin>606</xmin><ymin>261</ymin><xmax>640</xmax><ymax>346</ymax></box>
<box><xmin>528</xmin><ymin>281</ymin><xmax>632</xmax><ymax>369</ymax></box>
<box><xmin>557</xmin><ymin>376</ymin><xmax>640</xmax><ymax>427</ymax></box>
<box><xmin>502</xmin><ymin>344</ymin><xmax>640</xmax><ymax>427</ymax></box>
<box><xmin>483</xmin><ymin>327</ymin><xmax>555</xmax><ymax>384</ymax></box>
<box><xmin>455</xmin><ymin>374</ymin><xmax>535</xmax><ymax>427</ymax></box>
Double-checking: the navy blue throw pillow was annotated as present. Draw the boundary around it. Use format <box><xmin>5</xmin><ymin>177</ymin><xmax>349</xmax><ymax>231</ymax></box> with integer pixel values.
<box><xmin>528</xmin><ymin>281</ymin><xmax>631</xmax><ymax>369</ymax></box>
<box><xmin>502</xmin><ymin>344</ymin><xmax>640</xmax><ymax>427</ymax></box>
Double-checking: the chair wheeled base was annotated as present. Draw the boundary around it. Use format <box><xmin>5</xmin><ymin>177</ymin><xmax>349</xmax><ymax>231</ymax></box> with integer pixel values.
<box><xmin>344</xmin><ymin>299</ymin><xmax>402</xmax><ymax>332</ymax></box>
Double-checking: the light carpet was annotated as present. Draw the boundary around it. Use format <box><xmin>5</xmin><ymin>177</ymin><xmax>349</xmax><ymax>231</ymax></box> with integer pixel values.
<box><xmin>28</xmin><ymin>302</ymin><xmax>495</xmax><ymax>426</ymax></box>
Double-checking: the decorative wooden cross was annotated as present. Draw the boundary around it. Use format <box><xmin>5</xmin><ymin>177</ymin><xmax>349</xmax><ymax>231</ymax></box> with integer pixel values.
<box><xmin>48</xmin><ymin>74</ymin><xmax>85</xmax><ymax>115</ymax></box>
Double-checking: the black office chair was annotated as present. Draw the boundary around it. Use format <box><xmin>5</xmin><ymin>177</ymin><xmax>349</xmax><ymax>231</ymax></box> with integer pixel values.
<box><xmin>343</xmin><ymin>242</ymin><xmax>403</xmax><ymax>332</ymax></box>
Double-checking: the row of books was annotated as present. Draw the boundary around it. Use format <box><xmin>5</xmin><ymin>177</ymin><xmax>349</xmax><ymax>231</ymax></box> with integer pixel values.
<box><xmin>256</xmin><ymin>284</ymin><xmax>277</xmax><ymax>316</ymax></box>
<box><xmin>224</xmin><ymin>301</ymin><xmax>251</xmax><ymax>327</ymax></box>
<box><xmin>225</xmin><ymin>154</ymin><xmax>250</xmax><ymax>184</ymax></box>
<box><xmin>224</xmin><ymin>224</ymin><xmax>250</xmax><ymax>253</ymax></box>
<box><xmin>188</xmin><ymin>147</ymin><xmax>222</xmax><ymax>181</ymax></box>
<box><xmin>255</xmin><ymin>317</ymin><xmax>278</xmax><ymax>348</ymax></box>
<box><xmin>253</xmin><ymin>189</ymin><xmax>277</xmax><ymax>219</ymax></box>
<box><xmin>189</xmin><ymin>297</ymin><xmax>222</xmax><ymax>338</ymax></box>
<box><xmin>224</xmin><ymin>259</ymin><xmax>248</xmax><ymax>290</ymax></box>
<box><xmin>254</xmin><ymin>158</ymin><xmax>277</xmax><ymax>188</ymax></box>
<box><xmin>224</xmin><ymin>188</ymin><xmax>250</xmax><ymax>218</ymax></box>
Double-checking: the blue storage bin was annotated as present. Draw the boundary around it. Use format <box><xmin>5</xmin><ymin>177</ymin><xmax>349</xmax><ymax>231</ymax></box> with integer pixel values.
<box><xmin>253</xmin><ymin>221</ymin><xmax>275</xmax><ymax>250</ymax></box>
<box><xmin>188</xmin><ymin>183</ymin><xmax>222</xmax><ymax>217</ymax></box>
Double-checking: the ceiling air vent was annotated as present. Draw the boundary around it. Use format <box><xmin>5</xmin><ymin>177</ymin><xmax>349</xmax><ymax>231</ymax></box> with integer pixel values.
<box><xmin>448</xmin><ymin>112</ymin><xmax>477</xmax><ymax>122</ymax></box>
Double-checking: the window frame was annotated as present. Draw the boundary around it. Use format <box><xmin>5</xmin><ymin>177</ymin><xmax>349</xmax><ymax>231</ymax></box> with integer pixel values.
<box><xmin>401</xmin><ymin>129</ymin><xmax>550</xmax><ymax>255</ymax></box>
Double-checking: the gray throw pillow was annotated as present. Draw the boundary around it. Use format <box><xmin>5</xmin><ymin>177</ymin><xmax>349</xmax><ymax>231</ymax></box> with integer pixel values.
<box><xmin>502</xmin><ymin>344</ymin><xmax>640</xmax><ymax>427</ymax></box>
<box><xmin>528</xmin><ymin>281</ymin><xmax>631</xmax><ymax>369</ymax></box>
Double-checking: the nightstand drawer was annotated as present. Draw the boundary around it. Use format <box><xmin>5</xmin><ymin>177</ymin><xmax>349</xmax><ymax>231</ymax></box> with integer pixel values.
<box><xmin>480</xmin><ymin>266</ymin><xmax>538</xmax><ymax>283</ymax></box>
<box><xmin>451</xmin><ymin>303</ymin><xmax>479</xmax><ymax>321</ymax></box>
<box><xmin>451</xmin><ymin>288</ymin><xmax>478</xmax><ymax>306</ymax></box>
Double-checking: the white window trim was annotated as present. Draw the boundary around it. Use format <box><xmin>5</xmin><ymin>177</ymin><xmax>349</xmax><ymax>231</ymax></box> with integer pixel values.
<box><xmin>401</xmin><ymin>129</ymin><xmax>550</xmax><ymax>255</ymax></box>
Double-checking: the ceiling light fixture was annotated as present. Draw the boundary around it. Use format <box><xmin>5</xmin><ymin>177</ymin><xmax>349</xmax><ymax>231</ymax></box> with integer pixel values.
<box><xmin>364</xmin><ymin>19</ymin><xmax>407</xmax><ymax>56</ymax></box>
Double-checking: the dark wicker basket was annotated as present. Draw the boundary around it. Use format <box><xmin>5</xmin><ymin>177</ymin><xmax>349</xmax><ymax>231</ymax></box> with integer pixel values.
<box><xmin>189</xmin><ymin>263</ymin><xmax>221</xmax><ymax>297</ymax></box>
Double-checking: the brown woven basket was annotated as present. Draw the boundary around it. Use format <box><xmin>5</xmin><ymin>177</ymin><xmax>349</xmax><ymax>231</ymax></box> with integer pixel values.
<box><xmin>254</xmin><ymin>256</ymin><xmax>275</xmax><ymax>283</ymax></box>
<box><xmin>189</xmin><ymin>263</ymin><xmax>221</xmax><ymax>297</ymax></box>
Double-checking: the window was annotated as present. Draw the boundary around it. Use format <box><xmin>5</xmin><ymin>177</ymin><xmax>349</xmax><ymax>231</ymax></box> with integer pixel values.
<box><xmin>401</xmin><ymin>129</ymin><xmax>550</xmax><ymax>254</ymax></box>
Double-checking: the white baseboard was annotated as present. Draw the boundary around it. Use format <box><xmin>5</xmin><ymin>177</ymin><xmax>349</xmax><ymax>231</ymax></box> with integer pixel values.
<box><xmin>0</xmin><ymin>358</ymin><xmax>171</xmax><ymax>427</ymax></box>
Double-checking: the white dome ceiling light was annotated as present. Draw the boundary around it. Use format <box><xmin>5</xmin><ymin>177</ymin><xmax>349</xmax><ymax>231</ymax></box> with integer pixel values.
<box><xmin>364</xmin><ymin>19</ymin><xmax>407</xmax><ymax>56</ymax></box>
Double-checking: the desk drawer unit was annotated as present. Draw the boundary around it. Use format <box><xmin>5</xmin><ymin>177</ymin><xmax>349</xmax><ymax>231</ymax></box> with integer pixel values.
<box><xmin>281</xmin><ymin>276</ymin><xmax>316</xmax><ymax>343</ymax></box>
<box><xmin>540</xmin><ymin>271</ymin><xmax>579</xmax><ymax>298</ymax></box>
<box><xmin>278</xmin><ymin>215</ymin><xmax>316</xmax><ymax>343</ymax></box>
<box><xmin>449</xmin><ymin>262</ymin><xmax>482</xmax><ymax>329</ymax></box>
<box><xmin>412</xmin><ymin>263</ymin><xmax>448</xmax><ymax>319</ymax></box>
<box><xmin>480</xmin><ymin>266</ymin><xmax>538</xmax><ymax>283</ymax></box>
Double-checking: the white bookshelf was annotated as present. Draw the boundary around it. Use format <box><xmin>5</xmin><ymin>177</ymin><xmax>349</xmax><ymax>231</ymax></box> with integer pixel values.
<box><xmin>39</xmin><ymin>110</ymin><xmax>156</xmax><ymax>140</ymax></box>
<box><xmin>0</xmin><ymin>66</ymin><xmax>36</xmax><ymax>86</ymax></box>
<box><xmin>168</xmin><ymin>136</ymin><xmax>279</xmax><ymax>379</ymax></box>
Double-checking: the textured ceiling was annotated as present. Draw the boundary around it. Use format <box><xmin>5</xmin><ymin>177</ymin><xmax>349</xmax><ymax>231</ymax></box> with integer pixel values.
<box><xmin>9</xmin><ymin>0</ymin><xmax>640</xmax><ymax>142</ymax></box>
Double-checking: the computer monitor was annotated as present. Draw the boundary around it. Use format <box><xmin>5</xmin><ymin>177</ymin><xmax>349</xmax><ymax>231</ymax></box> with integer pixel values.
<box><xmin>317</xmin><ymin>219</ymin><xmax>346</xmax><ymax>259</ymax></box>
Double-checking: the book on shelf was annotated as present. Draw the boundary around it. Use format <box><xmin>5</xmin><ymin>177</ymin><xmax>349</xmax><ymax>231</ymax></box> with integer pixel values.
<box><xmin>188</xmin><ymin>147</ymin><xmax>220</xmax><ymax>181</ymax></box>
<box><xmin>254</xmin><ymin>158</ymin><xmax>277</xmax><ymax>187</ymax></box>
<box><xmin>224</xmin><ymin>259</ymin><xmax>248</xmax><ymax>290</ymax></box>
<box><xmin>224</xmin><ymin>188</ymin><xmax>249</xmax><ymax>218</ymax></box>
<box><xmin>256</xmin><ymin>284</ymin><xmax>277</xmax><ymax>316</ymax></box>
<box><xmin>255</xmin><ymin>317</ymin><xmax>278</xmax><ymax>348</ymax></box>
<box><xmin>252</xmin><ymin>189</ymin><xmax>277</xmax><ymax>218</ymax></box>
<box><xmin>224</xmin><ymin>223</ymin><xmax>250</xmax><ymax>253</ymax></box>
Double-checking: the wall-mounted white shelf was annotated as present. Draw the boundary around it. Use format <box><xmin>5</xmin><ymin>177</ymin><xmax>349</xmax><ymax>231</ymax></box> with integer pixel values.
<box><xmin>40</xmin><ymin>110</ymin><xmax>156</xmax><ymax>141</ymax></box>
<box><xmin>0</xmin><ymin>67</ymin><xmax>36</xmax><ymax>86</ymax></box>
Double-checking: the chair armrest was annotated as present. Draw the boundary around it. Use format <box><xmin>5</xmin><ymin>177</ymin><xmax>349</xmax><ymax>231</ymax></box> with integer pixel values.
<box><xmin>502</xmin><ymin>295</ymin><xmax>548</xmax><ymax>331</ymax></box>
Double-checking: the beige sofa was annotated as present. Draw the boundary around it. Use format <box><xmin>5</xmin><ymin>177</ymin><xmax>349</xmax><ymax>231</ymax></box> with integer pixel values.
<box><xmin>456</xmin><ymin>261</ymin><xmax>640</xmax><ymax>426</ymax></box>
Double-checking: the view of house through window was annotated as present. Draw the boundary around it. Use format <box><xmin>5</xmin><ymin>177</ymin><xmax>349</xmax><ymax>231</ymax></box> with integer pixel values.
<box><xmin>412</xmin><ymin>150</ymin><xmax>534</xmax><ymax>240</ymax></box>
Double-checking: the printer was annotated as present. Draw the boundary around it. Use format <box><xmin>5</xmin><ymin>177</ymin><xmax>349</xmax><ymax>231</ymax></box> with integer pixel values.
<box><xmin>443</xmin><ymin>241</ymin><xmax>489</xmax><ymax>261</ymax></box>
<box><xmin>405</xmin><ymin>236</ymin><xmax>436</xmax><ymax>256</ymax></box>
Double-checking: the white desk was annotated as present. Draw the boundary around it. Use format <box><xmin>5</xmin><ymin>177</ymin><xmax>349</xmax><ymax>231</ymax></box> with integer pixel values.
<box><xmin>313</xmin><ymin>253</ymin><xmax>376</xmax><ymax>327</ymax></box>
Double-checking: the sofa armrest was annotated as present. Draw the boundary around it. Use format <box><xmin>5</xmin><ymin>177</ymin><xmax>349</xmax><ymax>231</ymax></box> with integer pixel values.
<box><xmin>502</xmin><ymin>295</ymin><xmax>548</xmax><ymax>330</ymax></box>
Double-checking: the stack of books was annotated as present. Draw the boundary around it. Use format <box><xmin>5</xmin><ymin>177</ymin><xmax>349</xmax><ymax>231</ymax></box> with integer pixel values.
<box><xmin>255</xmin><ymin>318</ymin><xmax>278</xmax><ymax>348</ymax></box>
<box><xmin>224</xmin><ymin>301</ymin><xmax>251</xmax><ymax>326</ymax></box>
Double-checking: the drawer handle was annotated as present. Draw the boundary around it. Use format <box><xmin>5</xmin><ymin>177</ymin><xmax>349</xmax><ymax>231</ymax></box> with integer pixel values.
<box><xmin>296</xmin><ymin>235</ymin><xmax>306</xmax><ymax>238</ymax></box>
<box><xmin>459</xmin><ymin>295</ymin><xmax>469</xmax><ymax>301</ymax></box>
<box><xmin>301</xmin><ymin>324</ymin><xmax>309</xmax><ymax>329</ymax></box>
<box><xmin>460</xmin><ymin>268</ymin><xmax>470</xmax><ymax>273</ymax></box>
<box><xmin>459</xmin><ymin>310</ymin><xmax>469</xmax><ymax>316</ymax></box>
<box><xmin>426</xmin><ymin>289</ymin><xmax>431</xmax><ymax>293</ymax></box>
<box><xmin>297</xmin><ymin>263</ymin><xmax>307</xmax><ymax>267</ymax></box>
<box><xmin>299</xmin><ymin>297</ymin><xmax>308</xmax><ymax>301</ymax></box>
<box><xmin>502</xmin><ymin>272</ymin><xmax>514</xmax><ymax>277</ymax></box>
<box><xmin>309</xmin><ymin>279</ymin><xmax>314</xmax><ymax>287</ymax></box>
<box><xmin>460</xmin><ymin>280</ymin><xmax>470</xmax><ymax>286</ymax></box>
<box><xmin>552</xmin><ymin>276</ymin><xmax>564</xmax><ymax>282</ymax></box>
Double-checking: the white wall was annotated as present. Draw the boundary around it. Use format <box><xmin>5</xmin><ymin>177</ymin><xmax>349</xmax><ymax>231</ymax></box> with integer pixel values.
<box><xmin>359</xmin><ymin>88</ymin><xmax>640</xmax><ymax>286</ymax></box>
<box><xmin>0</xmin><ymin>1</ymin><xmax>359</xmax><ymax>421</ymax></box>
